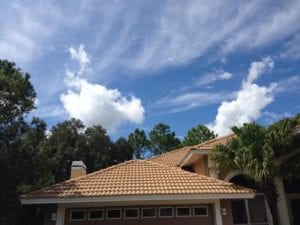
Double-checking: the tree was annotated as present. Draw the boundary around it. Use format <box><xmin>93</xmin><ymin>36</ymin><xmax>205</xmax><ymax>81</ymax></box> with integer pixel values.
<box><xmin>149</xmin><ymin>123</ymin><xmax>182</xmax><ymax>155</ymax></box>
<box><xmin>111</xmin><ymin>137</ymin><xmax>134</xmax><ymax>164</ymax></box>
<box><xmin>0</xmin><ymin>60</ymin><xmax>49</xmax><ymax>225</ymax></box>
<box><xmin>0</xmin><ymin>60</ymin><xmax>36</xmax><ymax>125</ymax></box>
<box><xmin>128</xmin><ymin>128</ymin><xmax>150</xmax><ymax>159</ymax></box>
<box><xmin>183</xmin><ymin>125</ymin><xmax>216</xmax><ymax>146</ymax></box>
<box><xmin>83</xmin><ymin>125</ymin><xmax>113</xmax><ymax>172</ymax></box>
<box><xmin>210</xmin><ymin>117</ymin><xmax>300</xmax><ymax>225</ymax></box>
<box><xmin>44</xmin><ymin>118</ymin><xmax>86</xmax><ymax>182</ymax></box>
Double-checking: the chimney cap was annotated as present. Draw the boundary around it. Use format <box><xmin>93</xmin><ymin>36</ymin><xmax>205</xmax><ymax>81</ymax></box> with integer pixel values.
<box><xmin>71</xmin><ymin>161</ymin><xmax>86</xmax><ymax>170</ymax></box>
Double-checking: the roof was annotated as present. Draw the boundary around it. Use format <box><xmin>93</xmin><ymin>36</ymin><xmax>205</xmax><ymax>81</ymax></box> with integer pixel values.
<box><xmin>22</xmin><ymin>159</ymin><xmax>253</xmax><ymax>201</ymax></box>
<box><xmin>147</xmin><ymin>134</ymin><xmax>236</xmax><ymax>167</ymax></box>
<box><xmin>147</xmin><ymin>146</ymin><xmax>192</xmax><ymax>167</ymax></box>
<box><xmin>194</xmin><ymin>133</ymin><xmax>236</xmax><ymax>150</ymax></box>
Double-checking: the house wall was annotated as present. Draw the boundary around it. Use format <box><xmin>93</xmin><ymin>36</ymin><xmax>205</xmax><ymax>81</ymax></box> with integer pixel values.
<box><xmin>220</xmin><ymin>200</ymin><xmax>234</xmax><ymax>225</ymax></box>
<box><xmin>192</xmin><ymin>155</ymin><xmax>209</xmax><ymax>176</ymax></box>
<box><xmin>64</xmin><ymin>205</ymin><xmax>214</xmax><ymax>225</ymax></box>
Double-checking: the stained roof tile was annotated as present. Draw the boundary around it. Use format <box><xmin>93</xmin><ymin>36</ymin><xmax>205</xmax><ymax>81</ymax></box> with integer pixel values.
<box><xmin>22</xmin><ymin>159</ymin><xmax>252</xmax><ymax>199</ymax></box>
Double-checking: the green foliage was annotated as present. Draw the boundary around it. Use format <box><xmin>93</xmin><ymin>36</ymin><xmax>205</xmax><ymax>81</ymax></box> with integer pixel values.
<box><xmin>149</xmin><ymin>123</ymin><xmax>182</xmax><ymax>155</ymax></box>
<box><xmin>0</xmin><ymin>60</ymin><xmax>36</xmax><ymax>124</ymax></box>
<box><xmin>183</xmin><ymin>125</ymin><xmax>216</xmax><ymax>146</ymax></box>
<box><xmin>0</xmin><ymin>118</ymin><xmax>53</xmax><ymax>225</ymax></box>
<box><xmin>111</xmin><ymin>137</ymin><xmax>134</xmax><ymax>164</ymax></box>
<box><xmin>0</xmin><ymin>60</ymin><xmax>137</xmax><ymax>225</ymax></box>
<box><xmin>210</xmin><ymin>117</ymin><xmax>300</xmax><ymax>225</ymax></box>
<box><xmin>128</xmin><ymin>128</ymin><xmax>150</xmax><ymax>159</ymax></box>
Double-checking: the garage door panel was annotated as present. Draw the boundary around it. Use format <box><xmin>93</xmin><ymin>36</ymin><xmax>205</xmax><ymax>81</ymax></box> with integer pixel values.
<box><xmin>65</xmin><ymin>205</ymin><xmax>214</xmax><ymax>225</ymax></box>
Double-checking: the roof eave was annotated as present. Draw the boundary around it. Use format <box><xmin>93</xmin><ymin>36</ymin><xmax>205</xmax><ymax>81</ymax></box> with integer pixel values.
<box><xmin>21</xmin><ymin>193</ymin><xmax>255</xmax><ymax>205</ymax></box>
<box><xmin>179</xmin><ymin>149</ymin><xmax>210</xmax><ymax>167</ymax></box>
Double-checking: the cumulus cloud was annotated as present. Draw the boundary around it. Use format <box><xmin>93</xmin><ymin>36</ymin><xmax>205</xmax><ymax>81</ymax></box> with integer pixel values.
<box><xmin>61</xmin><ymin>45</ymin><xmax>145</xmax><ymax>133</ymax></box>
<box><xmin>209</xmin><ymin>57</ymin><xmax>275</xmax><ymax>135</ymax></box>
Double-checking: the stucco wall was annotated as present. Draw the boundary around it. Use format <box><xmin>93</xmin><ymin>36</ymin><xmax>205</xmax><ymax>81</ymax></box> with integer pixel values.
<box><xmin>221</xmin><ymin>200</ymin><xmax>234</xmax><ymax>225</ymax></box>
<box><xmin>192</xmin><ymin>155</ymin><xmax>209</xmax><ymax>176</ymax></box>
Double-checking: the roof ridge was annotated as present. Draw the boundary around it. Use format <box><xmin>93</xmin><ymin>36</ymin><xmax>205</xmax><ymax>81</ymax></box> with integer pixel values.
<box><xmin>194</xmin><ymin>133</ymin><xmax>235</xmax><ymax>148</ymax></box>
<box><xmin>147</xmin><ymin>146</ymin><xmax>192</xmax><ymax>161</ymax></box>
<box><xmin>22</xmin><ymin>160</ymin><xmax>139</xmax><ymax>197</ymax></box>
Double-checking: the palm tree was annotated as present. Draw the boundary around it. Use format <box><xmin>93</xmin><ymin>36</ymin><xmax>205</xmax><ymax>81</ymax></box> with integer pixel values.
<box><xmin>210</xmin><ymin>115</ymin><xmax>300</xmax><ymax>225</ymax></box>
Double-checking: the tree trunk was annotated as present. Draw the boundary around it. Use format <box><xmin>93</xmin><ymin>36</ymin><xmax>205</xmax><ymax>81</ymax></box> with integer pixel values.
<box><xmin>261</xmin><ymin>177</ymin><xmax>279</xmax><ymax>225</ymax></box>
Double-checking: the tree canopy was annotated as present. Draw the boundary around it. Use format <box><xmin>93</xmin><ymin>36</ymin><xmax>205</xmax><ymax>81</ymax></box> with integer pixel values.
<box><xmin>0</xmin><ymin>60</ymin><xmax>36</xmax><ymax>124</ymax></box>
<box><xmin>128</xmin><ymin>128</ymin><xmax>150</xmax><ymax>159</ymax></box>
<box><xmin>183</xmin><ymin>125</ymin><xmax>216</xmax><ymax>146</ymax></box>
<box><xmin>149</xmin><ymin>123</ymin><xmax>182</xmax><ymax>155</ymax></box>
<box><xmin>209</xmin><ymin>117</ymin><xmax>300</xmax><ymax>225</ymax></box>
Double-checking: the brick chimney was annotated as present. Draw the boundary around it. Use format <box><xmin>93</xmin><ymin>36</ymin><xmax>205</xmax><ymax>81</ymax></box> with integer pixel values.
<box><xmin>70</xmin><ymin>161</ymin><xmax>86</xmax><ymax>179</ymax></box>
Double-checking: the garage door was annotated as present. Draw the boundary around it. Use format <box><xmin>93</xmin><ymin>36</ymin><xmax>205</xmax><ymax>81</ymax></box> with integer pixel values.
<box><xmin>64</xmin><ymin>205</ymin><xmax>214</xmax><ymax>225</ymax></box>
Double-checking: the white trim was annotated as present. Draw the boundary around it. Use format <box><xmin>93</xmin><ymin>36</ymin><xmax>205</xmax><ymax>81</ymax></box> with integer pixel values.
<box><xmin>223</xmin><ymin>170</ymin><xmax>242</xmax><ymax>182</ymax></box>
<box><xmin>88</xmin><ymin>208</ymin><xmax>104</xmax><ymax>220</ymax></box>
<box><xmin>193</xmin><ymin>206</ymin><xmax>208</xmax><ymax>217</ymax></box>
<box><xmin>55</xmin><ymin>205</ymin><xmax>65</xmax><ymax>225</ymax></box>
<box><xmin>176</xmin><ymin>206</ymin><xmax>191</xmax><ymax>217</ymax></box>
<box><xmin>159</xmin><ymin>207</ymin><xmax>174</xmax><ymax>218</ymax></box>
<box><xmin>124</xmin><ymin>208</ymin><xmax>139</xmax><ymax>219</ymax></box>
<box><xmin>70</xmin><ymin>209</ymin><xmax>86</xmax><ymax>221</ymax></box>
<box><xmin>142</xmin><ymin>207</ymin><xmax>156</xmax><ymax>218</ymax></box>
<box><xmin>106</xmin><ymin>208</ymin><xmax>121</xmax><ymax>220</ymax></box>
<box><xmin>214</xmin><ymin>200</ymin><xmax>223</xmax><ymax>225</ymax></box>
<box><xmin>180</xmin><ymin>150</ymin><xmax>209</xmax><ymax>167</ymax></box>
<box><xmin>21</xmin><ymin>193</ymin><xmax>255</xmax><ymax>204</ymax></box>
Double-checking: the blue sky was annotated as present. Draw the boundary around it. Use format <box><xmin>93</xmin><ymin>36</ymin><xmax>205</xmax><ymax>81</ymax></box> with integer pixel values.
<box><xmin>1</xmin><ymin>0</ymin><xmax>300</xmax><ymax>139</ymax></box>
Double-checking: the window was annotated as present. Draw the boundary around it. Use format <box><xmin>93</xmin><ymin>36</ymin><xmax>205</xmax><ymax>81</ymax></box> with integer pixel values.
<box><xmin>142</xmin><ymin>208</ymin><xmax>156</xmax><ymax>218</ymax></box>
<box><xmin>70</xmin><ymin>210</ymin><xmax>86</xmax><ymax>221</ymax></box>
<box><xmin>88</xmin><ymin>209</ymin><xmax>103</xmax><ymax>220</ymax></box>
<box><xmin>193</xmin><ymin>206</ymin><xmax>208</xmax><ymax>217</ymax></box>
<box><xmin>159</xmin><ymin>207</ymin><xmax>173</xmax><ymax>218</ymax></box>
<box><xmin>231</xmin><ymin>200</ymin><xmax>248</xmax><ymax>224</ymax></box>
<box><xmin>176</xmin><ymin>207</ymin><xmax>191</xmax><ymax>217</ymax></box>
<box><xmin>107</xmin><ymin>208</ymin><xmax>121</xmax><ymax>219</ymax></box>
<box><xmin>125</xmin><ymin>208</ymin><xmax>139</xmax><ymax>219</ymax></box>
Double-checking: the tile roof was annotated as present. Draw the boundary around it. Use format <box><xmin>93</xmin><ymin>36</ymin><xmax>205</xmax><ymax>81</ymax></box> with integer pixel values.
<box><xmin>194</xmin><ymin>133</ymin><xmax>236</xmax><ymax>151</ymax></box>
<box><xmin>147</xmin><ymin>146</ymin><xmax>192</xmax><ymax>167</ymax></box>
<box><xmin>147</xmin><ymin>134</ymin><xmax>236</xmax><ymax>167</ymax></box>
<box><xmin>22</xmin><ymin>159</ymin><xmax>253</xmax><ymax>199</ymax></box>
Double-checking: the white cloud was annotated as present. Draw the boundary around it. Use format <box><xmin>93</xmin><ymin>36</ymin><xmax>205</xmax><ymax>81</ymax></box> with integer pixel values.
<box><xmin>156</xmin><ymin>91</ymin><xmax>234</xmax><ymax>113</ymax></box>
<box><xmin>89</xmin><ymin>0</ymin><xmax>300</xmax><ymax>73</ymax></box>
<box><xmin>280</xmin><ymin>34</ymin><xmax>300</xmax><ymax>59</ymax></box>
<box><xmin>2</xmin><ymin>1</ymin><xmax>300</xmax><ymax>74</ymax></box>
<box><xmin>196</xmin><ymin>70</ymin><xmax>233</xmax><ymax>86</ymax></box>
<box><xmin>274</xmin><ymin>75</ymin><xmax>300</xmax><ymax>94</ymax></box>
<box><xmin>209</xmin><ymin>57</ymin><xmax>275</xmax><ymax>135</ymax></box>
<box><xmin>61</xmin><ymin>45</ymin><xmax>145</xmax><ymax>133</ymax></box>
<box><xmin>69</xmin><ymin>45</ymin><xmax>90</xmax><ymax>75</ymax></box>
<box><xmin>245</xmin><ymin>57</ymin><xmax>274</xmax><ymax>85</ymax></box>
<box><xmin>0</xmin><ymin>1</ymin><xmax>62</xmax><ymax>65</ymax></box>
<box><xmin>263</xmin><ymin>111</ymin><xmax>293</xmax><ymax>123</ymax></box>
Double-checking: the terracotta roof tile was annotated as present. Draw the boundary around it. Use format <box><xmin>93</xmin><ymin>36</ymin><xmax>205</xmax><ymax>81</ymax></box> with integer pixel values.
<box><xmin>147</xmin><ymin>146</ymin><xmax>192</xmax><ymax>167</ymax></box>
<box><xmin>194</xmin><ymin>133</ymin><xmax>236</xmax><ymax>151</ymax></box>
<box><xmin>147</xmin><ymin>134</ymin><xmax>236</xmax><ymax>167</ymax></box>
<box><xmin>22</xmin><ymin>159</ymin><xmax>253</xmax><ymax>199</ymax></box>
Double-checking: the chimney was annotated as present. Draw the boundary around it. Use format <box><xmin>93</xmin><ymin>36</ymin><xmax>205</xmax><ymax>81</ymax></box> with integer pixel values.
<box><xmin>70</xmin><ymin>161</ymin><xmax>86</xmax><ymax>179</ymax></box>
